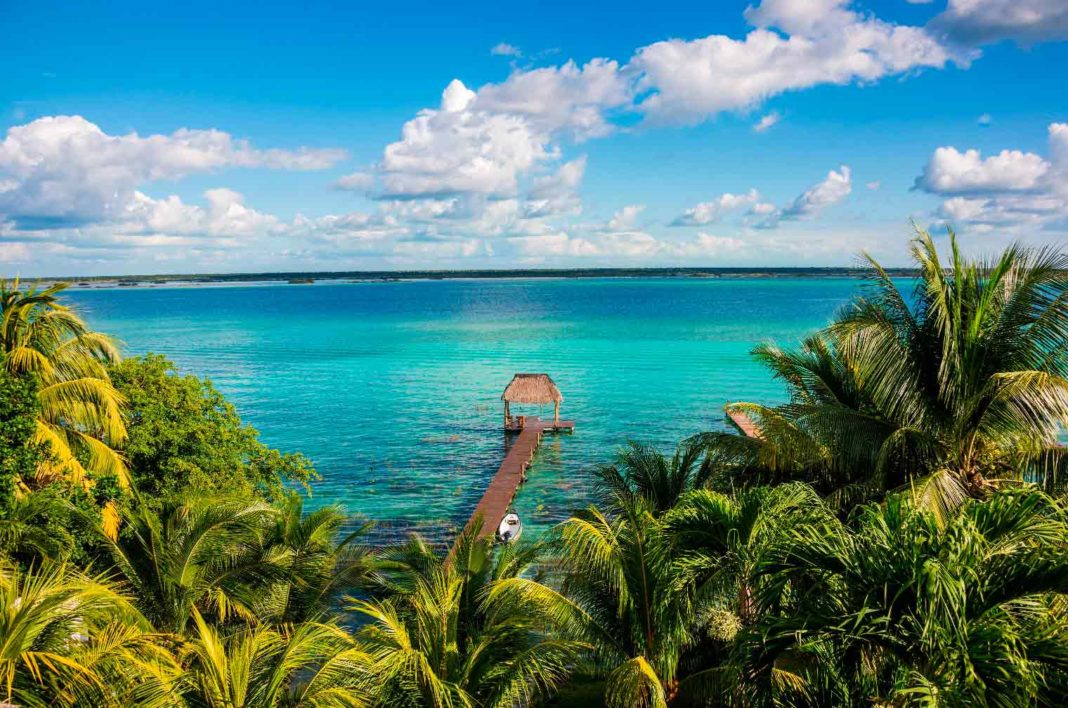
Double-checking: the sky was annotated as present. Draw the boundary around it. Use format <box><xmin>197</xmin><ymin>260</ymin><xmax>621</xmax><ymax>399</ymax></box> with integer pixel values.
<box><xmin>1</xmin><ymin>0</ymin><xmax>1066</xmax><ymax>276</ymax></box>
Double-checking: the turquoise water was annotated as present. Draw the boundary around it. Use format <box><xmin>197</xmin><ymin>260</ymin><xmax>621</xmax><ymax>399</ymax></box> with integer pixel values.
<box><xmin>68</xmin><ymin>278</ymin><xmax>863</xmax><ymax>542</ymax></box>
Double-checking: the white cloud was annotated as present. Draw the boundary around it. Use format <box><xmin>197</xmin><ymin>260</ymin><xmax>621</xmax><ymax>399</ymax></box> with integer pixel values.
<box><xmin>671</xmin><ymin>189</ymin><xmax>762</xmax><ymax>226</ymax></box>
<box><xmin>474</xmin><ymin>59</ymin><xmax>631</xmax><ymax>141</ymax></box>
<box><xmin>760</xmin><ymin>165</ymin><xmax>853</xmax><ymax>227</ymax></box>
<box><xmin>377</xmin><ymin>79</ymin><xmax>555</xmax><ymax>199</ymax></box>
<box><xmin>632</xmin><ymin>0</ymin><xmax>959</xmax><ymax>123</ymax></box>
<box><xmin>0</xmin><ymin>242</ymin><xmax>31</xmax><ymax>263</ymax></box>
<box><xmin>491</xmin><ymin>43</ymin><xmax>522</xmax><ymax>57</ymax></box>
<box><xmin>920</xmin><ymin>124</ymin><xmax>1068</xmax><ymax>232</ymax></box>
<box><xmin>866</xmin><ymin>181</ymin><xmax>881</xmax><ymax>190</ymax></box>
<box><xmin>511</xmin><ymin>227</ymin><xmax>750</xmax><ymax>263</ymax></box>
<box><xmin>0</xmin><ymin>115</ymin><xmax>346</xmax><ymax>227</ymax></box>
<box><xmin>523</xmin><ymin>156</ymin><xmax>586</xmax><ymax>217</ymax></box>
<box><xmin>120</xmin><ymin>188</ymin><xmax>283</xmax><ymax>238</ymax></box>
<box><xmin>368</xmin><ymin>0</ymin><xmax>965</xmax><ymax>211</ymax></box>
<box><xmin>931</xmin><ymin>0</ymin><xmax>1068</xmax><ymax>45</ymax></box>
<box><xmin>9</xmin><ymin>1</ymin><xmax>1056</xmax><ymax>272</ymax></box>
<box><xmin>374</xmin><ymin>58</ymin><xmax>631</xmax><ymax>202</ymax></box>
<box><xmin>513</xmin><ymin>232</ymin><xmax>599</xmax><ymax>258</ymax></box>
<box><xmin>977</xmin><ymin>113</ymin><xmax>992</xmax><ymax>126</ymax></box>
<box><xmin>691</xmin><ymin>233</ymin><xmax>747</xmax><ymax>256</ymax></box>
<box><xmin>334</xmin><ymin>171</ymin><xmax>375</xmax><ymax>191</ymax></box>
<box><xmin>915</xmin><ymin>146</ymin><xmax>1049</xmax><ymax>195</ymax></box>
<box><xmin>753</xmin><ymin>112</ymin><xmax>781</xmax><ymax>132</ymax></box>
<box><xmin>606</xmin><ymin>204</ymin><xmax>645</xmax><ymax>231</ymax></box>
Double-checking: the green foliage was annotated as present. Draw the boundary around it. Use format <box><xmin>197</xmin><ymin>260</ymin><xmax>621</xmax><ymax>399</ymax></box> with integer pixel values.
<box><xmin>0</xmin><ymin>561</ymin><xmax>179</xmax><ymax>708</ymax></box>
<box><xmin>0</xmin><ymin>279</ymin><xmax>127</xmax><ymax>489</ymax></box>
<box><xmin>110</xmin><ymin>354</ymin><xmax>317</xmax><ymax>504</ymax></box>
<box><xmin>0</xmin><ymin>370</ymin><xmax>45</xmax><ymax>510</ymax></box>
<box><xmin>350</xmin><ymin>524</ymin><xmax>583</xmax><ymax>707</ymax></box>
<box><xmin>743</xmin><ymin>488</ymin><xmax>1068</xmax><ymax>706</ymax></box>
<box><xmin>701</xmin><ymin>229</ymin><xmax>1068</xmax><ymax>513</ymax></box>
<box><xmin>180</xmin><ymin>609</ymin><xmax>366</xmax><ymax>707</ymax></box>
<box><xmin>103</xmin><ymin>494</ymin><xmax>375</xmax><ymax>635</ymax></box>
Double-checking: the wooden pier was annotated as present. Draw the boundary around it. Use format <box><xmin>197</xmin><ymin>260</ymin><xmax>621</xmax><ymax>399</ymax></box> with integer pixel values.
<box><xmin>727</xmin><ymin>406</ymin><xmax>762</xmax><ymax>439</ymax></box>
<box><xmin>462</xmin><ymin>416</ymin><xmax>574</xmax><ymax>540</ymax></box>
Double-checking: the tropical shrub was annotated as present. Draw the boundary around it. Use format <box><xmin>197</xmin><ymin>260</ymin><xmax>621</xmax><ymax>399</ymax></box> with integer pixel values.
<box><xmin>351</xmin><ymin>526</ymin><xmax>582</xmax><ymax>707</ymax></box>
<box><xmin>741</xmin><ymin>488</ymin><xmax>1068</xmax><ymax>706</ymax></box>
<box><xmin>0</xmin><ymin>561</ymin><xmax>179</xmax><ymax>707</ymax></box>
<box><xmin>0</xmin><ymin>369</ymin><xmax>46</xmax><ymax>510</ymax></box>
<box><xmin>110</xmin><ymin>354</ymin><xmax>317</xmax><ymax>505</ymax></box>
<box><xmin>180</xmin><ymin>609</ymin><xmax>366</xmax><ymax>707</ymax></box>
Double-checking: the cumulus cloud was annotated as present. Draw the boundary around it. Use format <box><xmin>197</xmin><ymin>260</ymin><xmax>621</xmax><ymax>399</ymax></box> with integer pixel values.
<box><xmin>367</xmin><ymin>0</ymin><xmax>961</xmax><ymax>215</ymax></box>
<box><xmin>376</xmin><ymin>79</ymin><xmax>556</xmax><ymax>199</ymax></box>
<box><xmin>4</xmin><ymin>1</ymin><xmax>1044</xmax><ymax>271</ymax></box>
<box><xmin>930</xmin><ymin>0</ymin><xmax>1068</xmax><ymax>46</ymax></box>
<box><xmin>373</xmin><ymin>57</ymin><xmax>633</xmax><ymax>202</ymax></box>
<box><xmin>0</xmin><ymin>115</ymin><xmax>346</xmax><ymax>227</ymax></box>
<box><xmin>759</xmin><ymin>166</ymin><xmax>853</xmax><ymax>228</ymax></box>
<box><xmin>915</xmin><ymin>146</ymin><xmax>1049</xmax><ymax>194</ymax></box>
<box><xmin>920</xmin><ymin>123</ymin><xmax>1068</xmax><ymax>232</ymax></box>
<box><xmin>120</xmin><ymin>188</ymin><xmax>283</xmax><ymax>238</ymax></box>
<box><xmin>511</xmin><ymin>227</ymin><xmax>750</xmax><ymax>263</ymax></box>
<box><xmin>523</xmin><ymin>156</ymin><xmax>586</xmax><ymax>218</ymax></box>
<box><xmin>671</xmin><ymin>189</ymin><xmax>762</xmax><ymax>226</ymax></box>
<box><xmin>474</xmin><ymin>59</ymin><xmax>631</xmax><ymax>140</ymax></box>
<box><xmin>977</xmin><ymin>113</ymin><xmax>992</xmax><ymax>126</ymax></box>
<box><xmin>606</xmin><ymin>204</ymin><xmax>645</xmax><ymax>231</ymax></box>
<box><xmin>632</xmin><ymin>0</ymin><xmax>959</xmax><ymax>123</ymax></box>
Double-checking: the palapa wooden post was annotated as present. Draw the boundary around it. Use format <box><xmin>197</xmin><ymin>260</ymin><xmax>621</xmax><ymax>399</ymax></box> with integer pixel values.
<box><xmin>554</xmin><ymin>400</ymin><xmax>559</xmax><ymax>424</ymax></box>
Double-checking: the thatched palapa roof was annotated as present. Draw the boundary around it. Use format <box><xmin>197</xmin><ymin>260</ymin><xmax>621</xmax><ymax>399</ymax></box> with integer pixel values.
<box><xmin>501</xmin><ymin>373</ymin><xmax>563</xmax><ymax>404</ymax></box>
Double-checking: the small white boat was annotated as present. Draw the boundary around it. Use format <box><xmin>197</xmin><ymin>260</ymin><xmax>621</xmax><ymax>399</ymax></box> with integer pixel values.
<box><xmin>497</xmin><ymin>512</ymin><xmax>522</xmax><ymax>543</ymax></box>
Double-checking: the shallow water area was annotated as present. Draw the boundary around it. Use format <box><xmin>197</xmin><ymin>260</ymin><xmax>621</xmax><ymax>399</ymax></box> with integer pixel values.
<box><xmin>69</xmin><ymin>277</ymin><xmax>866</xmax><ymax>542</ymax></box>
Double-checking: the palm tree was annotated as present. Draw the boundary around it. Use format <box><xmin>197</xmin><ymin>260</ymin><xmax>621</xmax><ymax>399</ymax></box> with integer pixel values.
<box><xmin>104</xmin><ymin>496</ymin><xmax>283</xmax><ymax>634</ymax></box>
<box><xmin>0</xmin><ymin>560</ymin><xmax>179</xmax><ymax>707</ymax></box>
<box><xmin>595</xmin><ymin>440</ymin><xmax>713</xmax><ymax>516</ymax></box>
<box><xmin>253</xmin><ymin>495</ymin><xmax>376</xmax><ymax>624</ymax></box>
<box><xmin>181</xmin><ymin>608</ymin><xmax>366</xmax><ymax>707</ymax></box>
<box><xmin>0</xmin><ymin>490</ymin><xmax>75</xmax><ymax>563</ymax></box>
<box><xmin>504</xmin><ymin>497</ymin><xmax>692</xmax><ymax>708</ymax></box>
<box><xmin>0</xmin><ymin>280</ymin><xmax>128</xmax><ymax>492</ymax></box>
<box><xmin>740</xmin><ymin>488</ymin><xmax>1068</xmax><ymax>705</ymax></box>
<box><xmin>665</xmin><ymin>483</ymin><xmax>829</xmax><ymax>629</ymax></box>
<box><xmin>701</xmin><ymin>229</ymin><xmax>1068</xmax><ymax>513</ymax></box>
<box><xmin>349</xmin><ymin>524</ymin><xmax>582</xmax><ymax>707</ymax></box>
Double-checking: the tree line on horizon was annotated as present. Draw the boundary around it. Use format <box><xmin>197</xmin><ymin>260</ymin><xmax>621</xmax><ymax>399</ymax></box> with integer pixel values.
<box><xmin>0</xmin><ymin>229</ymin><xmax>1065</xmax><ymax>706</ymax></box>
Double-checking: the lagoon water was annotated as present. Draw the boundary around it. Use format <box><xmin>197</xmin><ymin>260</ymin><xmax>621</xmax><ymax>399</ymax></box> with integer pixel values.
<box><xmin>68</xmin><ymin>277</ymin><xmax>864</xmax><ymax>541</ymax></box>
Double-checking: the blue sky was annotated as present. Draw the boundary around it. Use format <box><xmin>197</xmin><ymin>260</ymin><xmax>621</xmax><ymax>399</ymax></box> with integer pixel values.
<box><xmin>1</xmin><ymin>0</ymin><xmax>1066</xmax><ymax>275</ymax></box>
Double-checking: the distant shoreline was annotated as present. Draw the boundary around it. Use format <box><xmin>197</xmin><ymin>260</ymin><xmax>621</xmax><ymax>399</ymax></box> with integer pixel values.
<box><xmin>38</xmin><ymin>266</ymin><xmax>922</xmax><ymax>290</ymax></box>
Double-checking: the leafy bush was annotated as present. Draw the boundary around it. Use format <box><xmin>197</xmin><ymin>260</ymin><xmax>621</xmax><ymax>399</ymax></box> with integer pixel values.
<box><xmin>110</xmin><ymin>354</ymin><xmax>317</xmax><ymax>504</ymax></box>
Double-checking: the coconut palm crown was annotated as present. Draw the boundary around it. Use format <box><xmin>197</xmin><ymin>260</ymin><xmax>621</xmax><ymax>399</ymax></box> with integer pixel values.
<box><xmin>701</xmin><ymin>229</ymin><xmax>1068</xmax><ymax>513</ymax></box>
<box><xmin>0</xmin><ymin>280</ymin><xmax>127</xmax><ymax>492</ymax></box>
